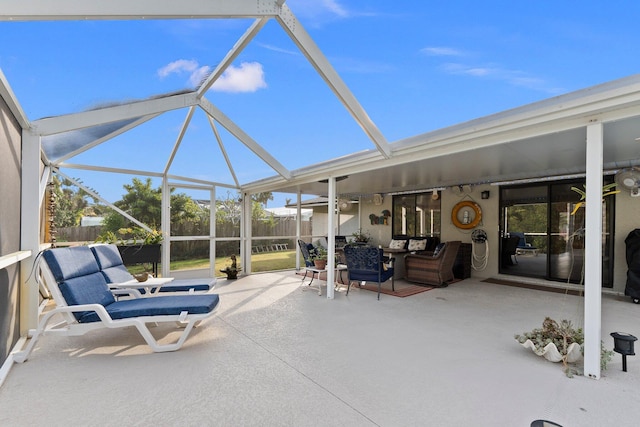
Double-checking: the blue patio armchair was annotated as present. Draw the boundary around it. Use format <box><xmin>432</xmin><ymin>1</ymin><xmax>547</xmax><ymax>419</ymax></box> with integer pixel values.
<box><xmin>297</xmin><ymin>239</ymin><xmax>317</xmax><ymax>268</ymax></box>
<box><xmin>343</xmin><ymin>244</ymin><xmax>394</xmax><ymax>300</ymax></box>
<box><xmin>502</xmin><ymin>235</ymin><xmax>521</xmax><ymax>266</ymax></box>
<box><xmin>511</xmin><ymin>232</ymin><xmax>537</xmax><ymax>251</ymax></box>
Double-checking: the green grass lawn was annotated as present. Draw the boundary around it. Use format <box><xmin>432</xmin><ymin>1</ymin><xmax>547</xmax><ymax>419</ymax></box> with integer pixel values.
<box><xmin>128</xmin><ymin>250</ymin><xmax>298</xmax><ymax>276</ymax></box>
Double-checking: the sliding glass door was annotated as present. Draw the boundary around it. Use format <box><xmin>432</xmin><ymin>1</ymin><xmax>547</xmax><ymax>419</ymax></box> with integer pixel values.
<box><xmin>500</xmin><ymin>185</ymin><xmax>548</xmax><ymax>277</ymax></box>
<box><xmin>500</xmin><ymin>178</ymin><xmax>614</xmax><ymax>287</ymax></box>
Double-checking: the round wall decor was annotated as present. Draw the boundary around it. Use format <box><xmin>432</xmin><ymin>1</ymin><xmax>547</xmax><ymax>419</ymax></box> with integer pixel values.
<box><xmin>451</xmin><ymin>200</ymin><xmax>482</xmax><ymax>230</ymax></box>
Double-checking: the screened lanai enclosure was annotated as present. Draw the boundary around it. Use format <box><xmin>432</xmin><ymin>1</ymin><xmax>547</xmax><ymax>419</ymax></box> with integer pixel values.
<box><xmin>3</xmin><ymin>1</ymin><xmax>640</xmax><ymax>383</ymax></box>
<box><xmin>12</xmin><ymin>0</ymin><xmax>398</xmax><ymax>281</ymax></box>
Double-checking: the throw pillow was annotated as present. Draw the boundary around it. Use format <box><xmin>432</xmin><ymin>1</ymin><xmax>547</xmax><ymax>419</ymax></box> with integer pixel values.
<box><xmin>407</xmin><ymin>238</ymin><xmax>427</xmax><ymax>251</ymax></box>
<box><xmin>432</xmin><ymin>243</ymin><xmax>446</xmax><ymax>257</ymax></box>
<box><xmin>388</xmin><ymin>239</ymin><xmax>406</xmax><ymax>249</ymax></box>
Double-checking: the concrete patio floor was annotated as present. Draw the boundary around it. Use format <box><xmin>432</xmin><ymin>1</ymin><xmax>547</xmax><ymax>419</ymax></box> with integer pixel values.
<box><xmin>1</xmin><ymin>271</ymin><xmax>639</xmax><ymax>426</ymax></box>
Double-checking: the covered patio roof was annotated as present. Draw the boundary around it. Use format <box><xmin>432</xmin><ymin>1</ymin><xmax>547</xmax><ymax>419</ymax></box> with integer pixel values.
<box><xmin>257</xmin><ymin>76</ymin><xmax>640</xmax><ymax>197</ymax></box>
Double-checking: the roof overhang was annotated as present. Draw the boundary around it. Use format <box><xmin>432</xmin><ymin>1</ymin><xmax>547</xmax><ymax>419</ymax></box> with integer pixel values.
<box><xmin>244</xmin><ymin>74</ymin><xmax>640</xmax><ymax>197</ymax></box>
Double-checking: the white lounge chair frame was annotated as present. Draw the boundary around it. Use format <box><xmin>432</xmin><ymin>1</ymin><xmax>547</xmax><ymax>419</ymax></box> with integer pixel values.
<box><xmin>13</xmin><ymin>256</ymin><xmax>219</xmax><ymax>363</ymax></box>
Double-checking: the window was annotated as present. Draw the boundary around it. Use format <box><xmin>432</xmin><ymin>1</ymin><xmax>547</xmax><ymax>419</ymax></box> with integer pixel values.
<box><xmin>392</xmin><ymin>192</ymin><xmax>441</xmax><ymax>237</ymax></box>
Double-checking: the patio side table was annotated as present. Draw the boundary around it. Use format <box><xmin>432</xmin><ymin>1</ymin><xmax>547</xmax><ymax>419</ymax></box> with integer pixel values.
<box><xmin>301</xmin><ymin>265</ymin><xmax>349</xmax><ymax>295</ymax></box>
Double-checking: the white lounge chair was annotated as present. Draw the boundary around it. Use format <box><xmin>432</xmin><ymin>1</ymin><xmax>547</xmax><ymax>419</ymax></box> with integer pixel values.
<box><xmin>13</xmin><ymin>246</ymin><xmax>220</xmax><ymax>363</ymax></box>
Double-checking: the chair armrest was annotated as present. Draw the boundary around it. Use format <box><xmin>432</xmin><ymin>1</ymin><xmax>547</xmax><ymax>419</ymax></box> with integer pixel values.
<box><xmin>111</xmin><ymin>288</ymin><xmax>143</xmax><ymax>299</ymax></box>
<box><xmin>404</xmin><ymin>253</ymin><xmax>436</xmax><ymax>260</ymax></box>
<box><xmin>48</xmin><ymin>303</ymin><xmax>116</xmax><ymax>324</ymax></box>
<box><xmin>415</xmin><ymin>250</ymin><xmax>435</xmax><ymax>256</ymax></box>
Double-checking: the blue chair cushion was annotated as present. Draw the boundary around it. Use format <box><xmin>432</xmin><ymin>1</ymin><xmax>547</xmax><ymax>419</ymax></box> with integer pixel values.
<box><xmin>44</xmin><ymin>247</ymin><xmax>117</xmax><ymax>321</ymax></box>
<box><xmin>43</xmin><ymin>246</ymin><xmax>101</xmax><ymax>282</ymax></box>
<box><xmin>101</xmin><ymin>265</ymin><xmax>135</xmax><ymax>283</ymax></box>
<box><xmin>91</xmin><ymin>245</ymin><xmax>136</xmax><ymax>283</ymax></box>
<box><xmin>59</xmin><ymin>272</ymin><xmax>116</xmax><ymax>321</ymax></box>
<box><xmin>432</xmin><ymin>243</ymin><xmax>446</xmax><ymax>257</ymax></box>
<box><xmin>90</xmin><ymin>244</ymin><xmax>125</xmax><ymax>270</ymax></box>
<box><xmin>348</xmin><ymin>269</ymin><xmax>394</xmax><ymax>283</ymax></box>
<box><xmin>79</xmin><ymin>294</ymin><xmax>220</xmax><ymax>323</ymax></box>
<box><xmin>302</xmin><ymin>242</ymin><xmax>316</xmax><ymax>267</ymax></box>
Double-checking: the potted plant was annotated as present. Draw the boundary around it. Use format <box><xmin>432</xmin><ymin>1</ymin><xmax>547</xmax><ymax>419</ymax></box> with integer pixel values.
<box><xmin>567</xmin><ymin>183</ymin><xmax>619</xmax><ymax>284</ymax></box>
<box><xmin>310</xmin><ymin>246</ymin><xmax>328</xmax><ymax>269</ymax></box>
<box><xmin>351</xmin><ymin>228</ymin><xmax>371</xmax><ymax>244</ymax></box>
<box><xmin>220</xmin><ymin>254</ymin><xmax>241</xmax><ymax>279</ymax></box>
<box><xmin>96</xmin><ymin>227</ymin><xmax>164</xmax><ymax>246</ymax></box>
<box><xmin>515</xmin><ymin>317</ymin><xmax>613</xmax><ymax>377</ymax></box>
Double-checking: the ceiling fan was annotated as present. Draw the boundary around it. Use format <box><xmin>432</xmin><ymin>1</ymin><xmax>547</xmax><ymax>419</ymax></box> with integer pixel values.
<box><xmin>615</xmin><ymin>167</ymin><xmax>640</xmax><ymax>197</ymax></box>
<box><xmin>337</xmin><ymin>199</ymin><xmax>353</xmax><ymax>211</ymax></box>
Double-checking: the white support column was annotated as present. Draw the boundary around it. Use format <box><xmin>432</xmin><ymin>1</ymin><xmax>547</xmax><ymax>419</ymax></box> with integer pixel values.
<box><xmin>210</xmin><ymin>187</ymin><xmax>216</xmax><ymax>278</ymax></box>
<box><xmin>296</xmin><ymin>191</ymin><xmax>302</xmax><ymax>269</ymax></box>
<box><xmin>161</xmin><ymin>177</ymin><xmax>170</xmax><ymax>277</ymax></box>
<box><xmin>358</xmin><ymin>196</ymin><xmax>363</xmax><ymax>231</ymax></box>
<box><xmin>242</xmin><ymin>192</ymin><xmax>252</xmax><ymax>274</ymax></box>
<box><xmin>19</xmin><ymin>131</ymin><xmax>41</xmax><ymax>334</ymax></box>
<box><xmin>584</xmin><ymin>122</ymin><xmax>604</xmax><ymax>379</ymax></box>
<box><xmin>326</xmin><ymin>178</ymin><xmax>336</xmax><ymax>299</ymax></box>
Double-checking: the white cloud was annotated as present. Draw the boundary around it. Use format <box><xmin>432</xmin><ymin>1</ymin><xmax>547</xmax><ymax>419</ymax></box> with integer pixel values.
<box><xmin>189</xmin><ymin>66</ymin><xmax>211</xmax><ymax>87</ymax></box>
<box><xmin>157</xmin><ymin>59</ymin><xmax>199</xmax><ymax>78</ymax></box>
<box><xmin>441</xmin><ymin>62</ymin><xmax>562</xmax><ymax>94</ymax></box>
<box><xmin>158</xmin><ymin>59</ymin><xmax>267</xmax><ymax>93</ymax></box>
<box><xmin>257</xmin><ymin>42</ymin><xmax>299</xmax><ymax>56</ymax></box>
<box><xmin>421</xmin><ymin>47</ymin><xmax>463</xmax><ymax>57</ymax></box>
<box><xmin>321</xmin><ymin>0</ymin><xmax>349</xmax><ymax>18</ymax></box>
<box><xmin>288</xmin><ymin>0</ymin><xmax>350</xmax><ymax>22</ymax></box>
<box><xmin>212</xmin><ymin>62</ymin><xmax>267</xmax><ymax>93</ymax></box>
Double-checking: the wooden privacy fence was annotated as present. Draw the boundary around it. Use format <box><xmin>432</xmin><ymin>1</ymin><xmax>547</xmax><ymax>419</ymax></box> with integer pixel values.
<box><xmin>56</xmin><ymin>226</ymin><xmax>103</xmax><ymax>242</ymax></box>
<box><xmin>56</xmin><ymin>220</ymin><xmax>312</xmax><ymax>258</ymax></box>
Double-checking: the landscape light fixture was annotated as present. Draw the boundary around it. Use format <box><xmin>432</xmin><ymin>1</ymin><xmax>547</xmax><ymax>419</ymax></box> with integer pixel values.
<box><xmin>610</xmin><ymin>332</ymin><xmax>637</xmax><ymax>372</ymax></box>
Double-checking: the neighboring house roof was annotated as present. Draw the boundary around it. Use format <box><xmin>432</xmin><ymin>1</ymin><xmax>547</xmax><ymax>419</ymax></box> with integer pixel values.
<box><xmin>80</xmin><ymin>216</ymin><xmax>104</xmax><ymax>227</ymax></box>
<box><xmin>265</xmin><ymin>207</ymin><xmax>312</xmax><ymax>220</ymax></box>
<box><xmin>286</xmin><ymin>197</ymin><xmax>330</xmax><ymax>208</ymax></box>
<box><xmin>285</xmin><ymin>197</ymin><xmax>360</xmax><ymax>208</ymax></box>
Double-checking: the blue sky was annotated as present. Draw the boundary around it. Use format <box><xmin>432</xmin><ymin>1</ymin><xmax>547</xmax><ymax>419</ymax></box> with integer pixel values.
<box><xmin>2</xmin><ymin>0</ymin><xmax>640</xmax><ymax>207</ymax></box>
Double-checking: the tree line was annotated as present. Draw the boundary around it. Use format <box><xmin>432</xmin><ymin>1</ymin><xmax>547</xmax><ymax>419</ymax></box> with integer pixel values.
<box><xmin>52</xmin><ymin>175</ymin><xmax>281</xmax><ymax>257</ymax></box>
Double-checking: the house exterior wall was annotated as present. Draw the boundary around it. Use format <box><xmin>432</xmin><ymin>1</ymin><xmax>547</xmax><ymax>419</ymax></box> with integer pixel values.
<box><xmin>443</xmin><ymin>184</ymin><xmax>499</xmax><ymax>279</ymax></box>
<box><xmin>311</xmin><ymin>205</ymin><xmax>360</xmax><ymax>240</ymax></box>
<box><xmin>358</xmin><ymin>196</ymin><xmax>392</xmax><ymax>246</ymax></box>
<box><xmin>0</xmin><ymin>93</ymin><xmax>22</xmax><ymax>365</ymax></box>
<box><xmin>354</xmin><ymin>187</ymin><xmax>500</xmax><ymax>279</ymax></box>
<box><xmin>311</xmin><ymin>179</ymin><xmax>633</xmax><ymax>294</ymax></box>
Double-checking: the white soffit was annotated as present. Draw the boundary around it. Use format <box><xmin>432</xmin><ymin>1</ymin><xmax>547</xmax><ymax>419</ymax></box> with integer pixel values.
<box><xmin>244</xmin><ymin>74</ymin><xmax>640</xmax><ymax>196</ymax></box>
